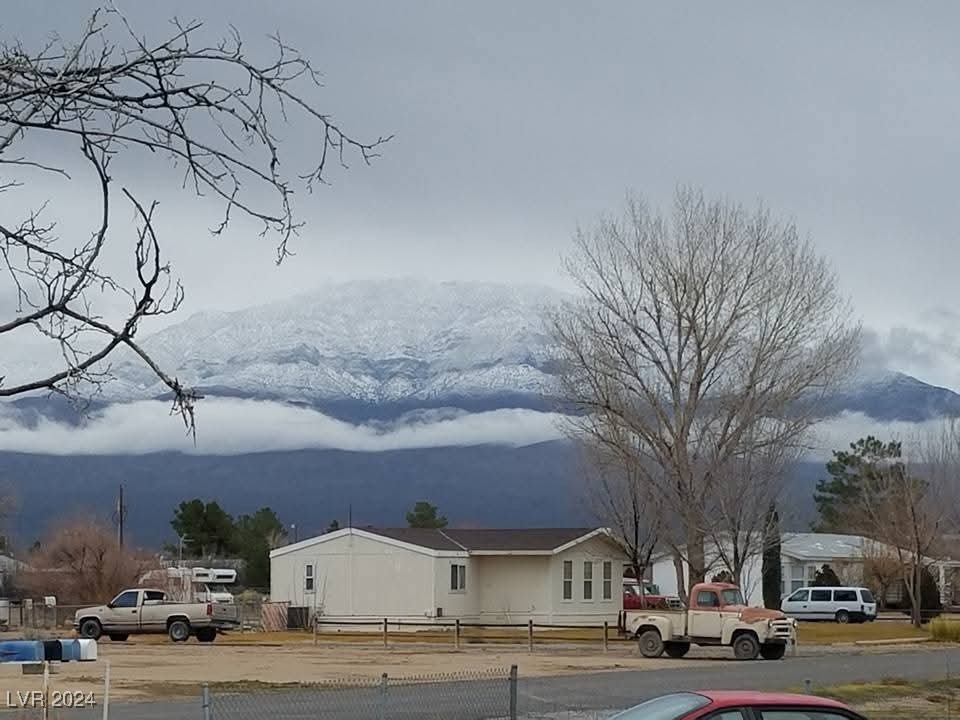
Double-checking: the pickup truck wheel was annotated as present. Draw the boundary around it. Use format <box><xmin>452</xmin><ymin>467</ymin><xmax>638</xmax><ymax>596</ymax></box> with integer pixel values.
<box><xmin>664</xmin><ymin>642</ymin><xmax>690</xmax><ymax>658</ymax></box>
<box><xmin>733</xmin><ymin>633</ymin><xmax>760</xmax><ymax>660</ymax></box>
<box><xmin>108</xmin><ymin>634</ymin><xmax>129</xmax><ymax>642</ymax></box>
<box><xmin>168</xmin><ymin>620</ymin><xmax>191</xmax><ymax>642</ymax></box>
<box><xmin>760</xmin><ymin>643</ymin><xmax>786</xmax><ymax>660</ymax></box>
<box><xmin>79</xmin><ymin>619</ymin><xmax>102</xmax><ymax>640</ymax></box>
<box><xmin>637</xmin><ymin>629</ymin><xmax>665</xmax><ymax>658</ymax></box>
<box><xmin>196</xmin><ymin>628</ymin><xmax>217</xmax><ymax>643</ymax></box>
<box><xmin>835</xmin><ymin>610</ymin><xmax>850</xmax><ymax>624</ymax></box>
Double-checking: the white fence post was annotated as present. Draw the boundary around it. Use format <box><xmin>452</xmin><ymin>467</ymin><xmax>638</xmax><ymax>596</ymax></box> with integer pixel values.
<box><xmin>102</xmin><ymin>659</ymin><xmax>111</xmax><ymax>720</ymax></box>
<box><xmin>41</xmin><ymin>661</ymin><xmax>49</xmax><ymax>720</ymax></box>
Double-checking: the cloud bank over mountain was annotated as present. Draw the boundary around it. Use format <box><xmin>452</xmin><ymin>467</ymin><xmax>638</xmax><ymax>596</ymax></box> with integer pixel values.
<box><xmin>0</xmin><ymin>399</ymin><xmax>568</xmax><ymax>455</ymax></box>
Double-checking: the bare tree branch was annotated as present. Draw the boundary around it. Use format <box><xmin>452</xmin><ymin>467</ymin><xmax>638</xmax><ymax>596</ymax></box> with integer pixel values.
<box><xmin>0</xmin><ymin>6</ymin><xmax>389</xmax><ymax>431</ymax></box>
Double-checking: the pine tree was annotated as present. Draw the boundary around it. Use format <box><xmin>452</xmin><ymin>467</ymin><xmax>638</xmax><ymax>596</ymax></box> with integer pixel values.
<box><xmin>813</xmin><ymin>436</ymin><xmax>902</xmax><ymax>532</ymax></box>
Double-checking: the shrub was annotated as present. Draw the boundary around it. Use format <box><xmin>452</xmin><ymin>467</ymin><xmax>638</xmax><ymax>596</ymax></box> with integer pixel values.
<box><xmin>929</xmin><ymin>617</ymin><xmax>960</xmax><ymax>643</ymax></box>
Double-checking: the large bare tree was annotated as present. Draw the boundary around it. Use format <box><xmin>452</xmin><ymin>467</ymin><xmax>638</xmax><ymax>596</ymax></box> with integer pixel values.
<box><xmin>551</xmin><ymin>186</ymin><xmax>860</xmax><ymax>589</ymax></box>
<box><xmin>0</xmin><ymin>7</ymin><xmax>388</xmax><ymax>430</ymax></box>
<box><xmin>17</xmin><ymin>516</ymin><xmax>158</xmax><ymax>604</ymax></box>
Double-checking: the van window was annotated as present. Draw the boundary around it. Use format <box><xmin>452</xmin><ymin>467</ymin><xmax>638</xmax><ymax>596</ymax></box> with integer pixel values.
<box><xmin>809</xmin><ymin>589</ymin><xmax>831</xmax><ymax>602</ymax></box>
<box><xmin>834</xmin><ymin>589</ymin><xmax>857</xmax><ymax>602</ymax></box>
<box><xmin>860</xmin><ymin>589</ymin><xmax>875</xmax><ymax>603</ymax></box>
<box><xmin>787</xmin><ymin>589</ymin><xmax>809</xmax><ymax>602</ymax></box>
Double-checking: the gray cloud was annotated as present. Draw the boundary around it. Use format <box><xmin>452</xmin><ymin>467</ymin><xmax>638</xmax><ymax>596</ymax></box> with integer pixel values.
<box><xmin>0</xmin><ymin>399</ymin><xmax>567</xmax><ymax>455</ymax></box>
<box><xmin>3</xmin><ymin>1</ymin><xmax>960</xmax><ymax>335</ymax></box>
<box><xmin>861</xmin><ymin>323</ymin><xmax>960</xmax><ymax>390</ymax></box>
<box><xmin>806</xmin><ymin>411</ymin><xmax>953</xmax><ymax>462</ymax></box>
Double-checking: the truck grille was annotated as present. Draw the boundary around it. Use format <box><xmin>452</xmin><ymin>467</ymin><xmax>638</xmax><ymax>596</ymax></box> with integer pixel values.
<box><xmin>770</xmin><ymin>620</ymin><xmax>795</xmax><ymax>640</ymax></box>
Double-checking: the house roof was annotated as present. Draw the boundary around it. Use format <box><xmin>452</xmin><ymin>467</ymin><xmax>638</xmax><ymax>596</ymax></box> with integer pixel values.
<box><xmin>366</xmin><ymin>527</ymin><xmax>604</xmax><ymax>553</ymax></box>
<box><xmin>647</xmin><ymin>532</ymin><xmax>880</xmax><ymax>565</ymax></box>
<box><xmin>270</xmin><ymin>526</ymin><xmax>609</xmax><ymax>559</ymax></box>
<box><xmin>781</xmin><ymin>533</ymin><xmax>868</xmax><ymax>561</ymax></box>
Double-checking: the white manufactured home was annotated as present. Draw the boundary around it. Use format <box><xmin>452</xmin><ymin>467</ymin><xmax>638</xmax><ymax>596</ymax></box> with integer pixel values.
<box><xmin>649</xmin><ymin>533</ymin><xmax>920</xmax><ymax>606</ymax></box>
<box><xmin>269</xmin><ymin>527</ymin><xmax>625</xmax><ymax>625</ymax></box>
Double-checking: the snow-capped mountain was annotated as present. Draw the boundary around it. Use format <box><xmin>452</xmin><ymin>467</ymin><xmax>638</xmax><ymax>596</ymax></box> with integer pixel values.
<box><xmin>102</xmin><ymin>279</ymin><xmax>565</xmax><ymax>408</ymax></box>
<box><xmin>78</xmin><ymin>278</ymin><xmax>960</xmax><ymax>423</ymax></box>
<box><xmin>816</xmin><ymin>369</ymin><xmax>960</xmax><ymax>422</ymax></box>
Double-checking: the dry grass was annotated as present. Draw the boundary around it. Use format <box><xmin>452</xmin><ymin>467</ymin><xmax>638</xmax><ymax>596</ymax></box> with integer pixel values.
<box><xmin>796</xmin><ymin>621</ymin><xmax>929</xmax><ymax>644</ymax></box>
<box><xmin>805</xmin><ymin>677</ymin><xmax>960</xmax><ymax>717</ymax></box>
<box><xmin>930</xmin><ymin>617</ymin><xmax>960</xmax><ymax>642</ymax></box>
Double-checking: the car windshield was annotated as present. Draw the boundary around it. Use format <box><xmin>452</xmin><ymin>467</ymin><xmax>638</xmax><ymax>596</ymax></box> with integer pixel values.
<box><xmin>609</xmin><ymin>693</ymin><xmax>711</xmax><ymax>719</ymax></box>
<box><xmin>861</xmin><ymin>589</ymin><xmax>875</xmax><ymax>603</ymax></box>
<box><xmin>721</xmin><ymin>589</ymin><xmax>744</xmax><ymax>605</ymax></box>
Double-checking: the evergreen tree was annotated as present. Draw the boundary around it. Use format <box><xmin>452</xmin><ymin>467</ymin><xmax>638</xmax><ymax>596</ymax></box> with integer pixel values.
<box><xmin>170</xmin><ymin>499</ymin><xmax>236</xmax><ymax>557</ymax></box>
<box><xmin>233</xmin><ymin>507</ymin><xmax>285</xmax><ymax>588</ymax></box>
<box><xmin>761</xmin><ymin>503</ymin><xmax>782</xmax><ymax>609</ymax></box>
<box><xmin>813</xmin><ymin>436</ymin><xmax>902</xmax><ymax>532</ymax></box>
<box><xmin>813</xmin><ymin>564</ymin><xmax>842</xmax><ymax>586</ymax></box>
<box><xmin>406</xmin><ymin>501</ymin><xmax>448</xmax><ymax>528</ymax></box>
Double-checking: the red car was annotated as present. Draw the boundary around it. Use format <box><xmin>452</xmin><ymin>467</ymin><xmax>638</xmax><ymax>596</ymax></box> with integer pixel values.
<box><xmin>609</xmin><ymin>691</ymin><xmax>867</xmax><ymax>719</ymax></box>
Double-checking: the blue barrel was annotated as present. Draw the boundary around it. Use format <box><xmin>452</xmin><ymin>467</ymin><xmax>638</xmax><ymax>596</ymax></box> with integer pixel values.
<box><xmin>0</xmin><ymin>639</ymin><xmax>97</xmax><ymax>663</ymax></box>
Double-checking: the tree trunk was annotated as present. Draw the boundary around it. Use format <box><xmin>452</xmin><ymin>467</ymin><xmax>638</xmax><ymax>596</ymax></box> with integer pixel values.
<box><xmin>672</xmin><ymin>553</ymin><xmax>687</xmax><ymax>604</ymax></box>
<box><xmin>686</xmin><ymin>526</ymin><xmax>706</xmax><ymax>589</ymax></box>
<box><xmin>911</xmin><ymin>564</ymin><xmax>922</xmax><ymax>628</ymax></box>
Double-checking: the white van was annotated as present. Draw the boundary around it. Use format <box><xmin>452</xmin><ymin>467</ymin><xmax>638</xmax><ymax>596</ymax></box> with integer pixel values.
<box><xmin>780</xmin><ymin>586</ymin><xmax>877</xmax><ymax>623</ymax></box>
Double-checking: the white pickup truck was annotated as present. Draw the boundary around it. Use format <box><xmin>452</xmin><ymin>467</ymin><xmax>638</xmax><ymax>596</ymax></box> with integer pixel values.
<box><xmin>620</xmin><ymin>581</ymin><xmax>797</xmax><ymax>660</ymax></box>
<box><xmin>74</xmin><ymin>588</ymin><xmax>239</xmax><ymax>643</ymax></box>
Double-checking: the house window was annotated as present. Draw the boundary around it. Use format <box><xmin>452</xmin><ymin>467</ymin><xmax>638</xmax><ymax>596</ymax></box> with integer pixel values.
<box><xmin>304</xmin><ymin>564</ymin><xmax>314</xmax><ymax>593</ymax></box>
<box><xmin>790</xmin><ymin>564</ymin><xmax>805</xmax><ymax>593</ymax></box>
<box><xmin>562</xmin><ymin>560</ymin><xmax>573</xmax><ymax>600</ymax></box>
<box><xmin>450</xmin><ymin>563</ymin><xmax>466</xmax><ymax>592</ymax></box>
<box><xmin>583</xmin><ymin>561</ymin><xmax>593</xmax><ymax>601</ymax></box>
<box><xmin>602</xmin><ymin>561</ymin><xmax>612</xmax><ymax>600</ymax></box>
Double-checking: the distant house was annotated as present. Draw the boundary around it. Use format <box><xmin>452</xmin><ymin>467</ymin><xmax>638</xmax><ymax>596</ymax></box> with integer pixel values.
<box><xmin>269</xmin><ymin>527</ymin><xmax>625</xmax><ymax>625</ymax></box>
<box><xmin>650</xmin><ymin>533</ymin><xmax>928</xmax><ymax>607</ymax></box>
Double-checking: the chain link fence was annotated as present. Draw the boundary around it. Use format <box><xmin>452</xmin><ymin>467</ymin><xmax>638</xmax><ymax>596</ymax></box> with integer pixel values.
<box><xmin>1</xmin><ymin>662</ymin><xmax>957</xmax><ymax>719</ymax></box>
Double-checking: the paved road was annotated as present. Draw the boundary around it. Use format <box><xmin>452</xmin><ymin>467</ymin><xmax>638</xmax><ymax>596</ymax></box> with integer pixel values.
<box><xmin>30</xmin><ymin>646</ymin><xmax>960</xmax><ymax>719</ymax></box>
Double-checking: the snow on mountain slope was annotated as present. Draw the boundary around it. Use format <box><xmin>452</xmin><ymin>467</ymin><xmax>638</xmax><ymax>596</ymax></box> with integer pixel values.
<box><xmin>9</xmin><ymin>277</ymin><xmax>960</xmax><ymax>425</ymax></box>
<box><xmin>104</xmin><ymin>279</ymin><xmax>567</xmax><ymax>403</ymax></box>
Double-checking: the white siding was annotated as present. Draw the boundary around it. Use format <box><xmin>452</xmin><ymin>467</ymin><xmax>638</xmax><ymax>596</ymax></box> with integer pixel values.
<box><xmin>270</xmin><ymin>529</ymin><xmax>627</xmax><ymax>625</ymax></box>
<box><xmin>434</xmin><ymin>557</ymin><xmax>479</xmax><ymax>619</ymax></box>
<box><xmin>475</xmin><ymin>556</ymin><xmax>550</xmax><ymax>622</ymax></box>
<box><xmin>271</xmin><ymin>532</ymin><xmax>439</xmax><ymax>618</ymax></box>
<box><xmin>650</xmin><ymin>547</ymin><xmax>764</xmax><ymax>607</ymax></box>
<box><xmin>548</xmin><ymin>536</ymin><xmax>622</xmax><ymax>623</ymax></box>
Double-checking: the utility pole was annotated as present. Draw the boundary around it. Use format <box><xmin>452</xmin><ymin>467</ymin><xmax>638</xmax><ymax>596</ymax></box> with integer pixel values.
<box><xmin>114</xmin><ymin>484</ymin><xmax>127</xmax><ymax>547</ymax></box>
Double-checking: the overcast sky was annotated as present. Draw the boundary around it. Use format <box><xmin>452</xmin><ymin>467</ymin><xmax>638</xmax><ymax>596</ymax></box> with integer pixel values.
<box><xmin>4</xmin><ymin>1</ymin><xmax>960</xmax><ymax>387</ymax></box>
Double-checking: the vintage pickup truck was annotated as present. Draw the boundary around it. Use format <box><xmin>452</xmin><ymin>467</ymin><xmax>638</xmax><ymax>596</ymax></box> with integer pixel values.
<box><xmin>74</xmin><ymin>587</ymin><xmax>239</xmax><ymax>643</ymax></box>
<box><xmin>620</xmin><ymin>581</ymin><xmax>797</xmax><ymax>661</ymax></box>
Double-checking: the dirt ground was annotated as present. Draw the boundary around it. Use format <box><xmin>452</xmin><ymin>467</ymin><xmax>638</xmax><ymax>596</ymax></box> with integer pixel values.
<box><xmin>0</xmin><ymin>639</ymin><xmax>717</xmax><ymax>701</ymax></box>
